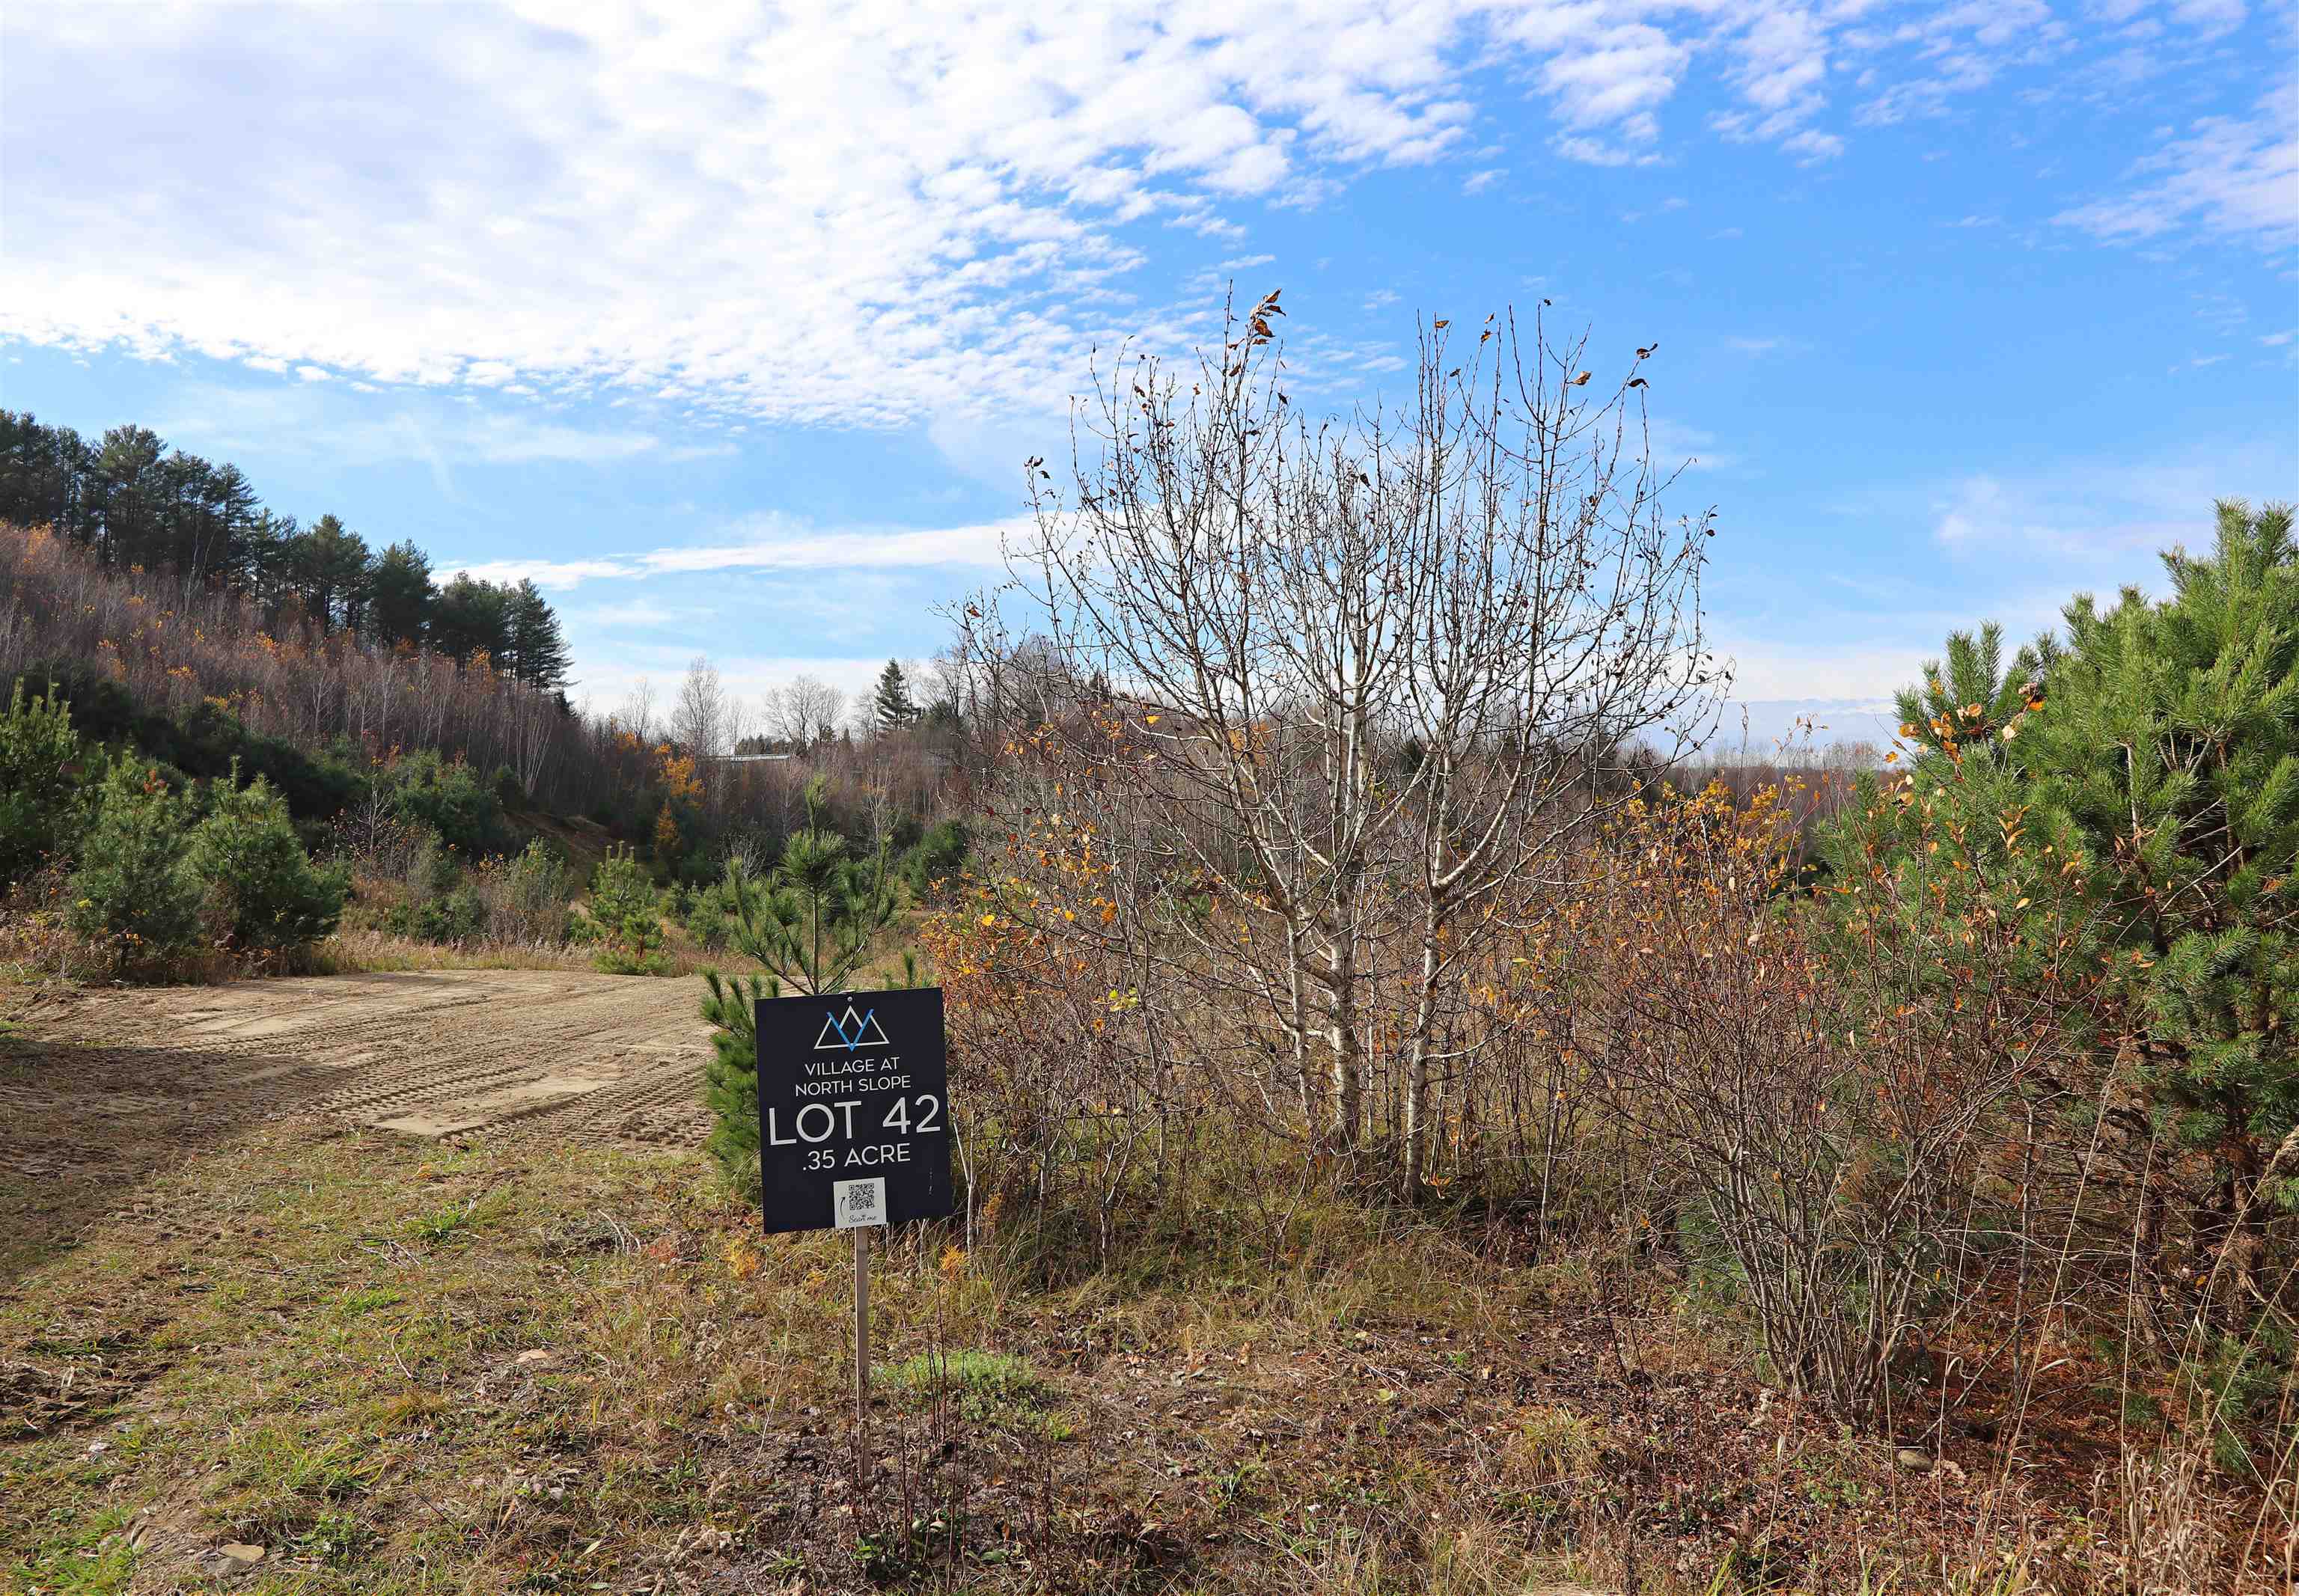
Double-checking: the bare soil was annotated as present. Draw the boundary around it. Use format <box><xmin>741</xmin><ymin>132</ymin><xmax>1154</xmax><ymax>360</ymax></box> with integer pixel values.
<box><xmin>10</xmin><ymin>970</ymin><xmax>709</xmax><ymax>1143</ymax></box>
<box><xmin>0</xmin><ymin>970</ymin><xmax>709</xmax><ymax>1279</ymax></box>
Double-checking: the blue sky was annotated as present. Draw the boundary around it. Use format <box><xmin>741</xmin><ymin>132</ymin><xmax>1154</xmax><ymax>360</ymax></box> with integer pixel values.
<box><xmin>4</xmin><ymin>1</ymin><xmax>2293</xmax><ymax>747</ymax></box>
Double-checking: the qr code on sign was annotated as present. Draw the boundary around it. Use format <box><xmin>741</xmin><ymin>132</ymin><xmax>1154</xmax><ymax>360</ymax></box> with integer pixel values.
<box><xmin>833</xmin><ymin>1177</ymin><xmax>888</xmax><ymax>1229</ymax></box>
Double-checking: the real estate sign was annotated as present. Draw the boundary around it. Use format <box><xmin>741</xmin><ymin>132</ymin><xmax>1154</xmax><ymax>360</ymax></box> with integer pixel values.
<box><xmin>753</xmin><ymin>987</ymin><xmax>953</xmax><ymax>1235</ymax></box>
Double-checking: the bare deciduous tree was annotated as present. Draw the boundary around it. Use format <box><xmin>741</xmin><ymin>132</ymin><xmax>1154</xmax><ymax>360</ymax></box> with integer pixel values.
<box><xmin>764</xmin><ymin>673</ymin><xmax>844</xmax><ymax>748</ymax></box>
<box><xmin>673</xmin><ymin>655</ymin><xmax>730</xmax><ymax>759</ymax></box>
<box><xmin>1010</xmin><ymin>293</ymin><xmax>1718</xmax><ymax>1185</ymax></box>
<box><xmin>507</xmin><ymin>684</ymin><xmax>558</xmax><ymax>798</ymax></box>
<box><xmin>617</xmin><ymin>676</ymin><xmax>657</xmax><ymax>744</ymax></box>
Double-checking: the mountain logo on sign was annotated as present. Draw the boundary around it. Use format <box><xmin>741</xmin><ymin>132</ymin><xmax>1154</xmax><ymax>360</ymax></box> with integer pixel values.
<box><xmin>815</xmin><ymin>1003</ymin><xmax>891</xmax><ymax>1051</ymax></box>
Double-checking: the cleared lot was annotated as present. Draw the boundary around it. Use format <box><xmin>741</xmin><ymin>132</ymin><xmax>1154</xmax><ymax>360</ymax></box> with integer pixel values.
<box><xmin>1</xmin><ymin>970</ymin><xmax>710</xmax><ymax>1277</ymax></box>
<box><xmin>8</xmin><ymin>969</ymin><xmax>709</xmax><ymax>1143</ymax></box>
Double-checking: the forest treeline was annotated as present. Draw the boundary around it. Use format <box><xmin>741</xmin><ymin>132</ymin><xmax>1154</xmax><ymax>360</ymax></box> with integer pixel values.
<box><xmin>0</xmin><ymin>411</ymin><xmax>569</xmax><ymax>689</ymax></box>
<box><xmin>0</xmin><ymin>515</ymin><xmax>972</xmax><ymax>882</ymax></box>
<box><xmin>0</xmin><ymin>411</ymin><xmax>985</xmax><ymax>872</ymax></box>
<box><xmin>0</xmin><ymin>511</ymin><xmax>982</xmax><ymax>989</ymax></box>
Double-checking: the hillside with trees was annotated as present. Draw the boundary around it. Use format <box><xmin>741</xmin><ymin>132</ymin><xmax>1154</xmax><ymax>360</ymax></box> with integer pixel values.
<box><xmin>0</xmin><ymin>412</ymin><xmax>572</xmax><ymax>690</ymax></box>
<box><xmin>0</xmin><ymin>412</ymin><xmax>983</xmax><ymax>986</ymax></box>
<box><xmin>0</xmin><ymin>406</ymin><xmax>978</xmax><ymax>840</ymax></box>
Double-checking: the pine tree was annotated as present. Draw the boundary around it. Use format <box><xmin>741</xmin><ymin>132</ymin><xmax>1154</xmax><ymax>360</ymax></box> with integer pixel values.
<box><xmin>207</xmin><ymin>463</ymin><xmax>263</xmax><ymax>586</ymax></box>
<box><xmin>431</xmin><ymin>574</ymin><xmax>515</xmax><ymax>666</ymax></box>
<box><xmin>507</xmin><ymin>578</ymin><xmax>572</xmax><ymax>690</ymax></box>
<box><xmin>242</xmin><ymin>511</ymin><xmax>295</xmax><ymax>613</ymax></box>
<box><xmin>91</xmin><ymin>426</ymin><xmax>165</xmax><ymax>568</ymax></box>
<box><xmin>1893</xmin><ymin>620</ymin><xmax>2059</xmax><ymax>763</ymax></box>
<box><xmin>65</xmin><ymin>758</ymin><xmax>205</xmax><ymax>970</ymax></box>
<box><xmin>0</xmin><ymin>412</ymin><xmax>86</xmax><ymax>533</ymax></box>
<box><xmin>287</xmin><ymin>514</ymin><xmax>373</xmax><ymax>632</ymax></box>
<box><xmin>189</xmin><ymin>766</ymin><xmax>349</xmax><ymax>953</ymax></box>
<box><xmin>699</xmin><ymin>777</ymin><xmax>915</xmax><ymax>1197</ymax></box>
<box><xmin>368</xmin><ymin>540</ymin><xmax>436</xmax><ymax>646</ymax></box>
<box><xmin>156</xmin><ymin>453</ymin><xmax>216</xmax><ymax>578</ymax></box>
<box><xmin>1840</xmin><ymin>499</ymin><xmax>2298</xmax><ymax>1313</ymax></box>
<box><xmin>871</xmin><ymin>657</ymin><xmax>918</xmax><ymax>731</ymax></box>
<box><xmin>2024</xmin><ymin>503</ymin><xmax>2298</xmax><ymax>1243</ymax></box>
<box><xmin>0</xmin><ymin>677</ymin><xmax>92</xmax><ymax>890</ymax></box>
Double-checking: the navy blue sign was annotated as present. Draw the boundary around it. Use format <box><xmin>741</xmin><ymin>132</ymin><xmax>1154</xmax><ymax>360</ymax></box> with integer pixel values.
<box><xmin>754</xmin><ymin>986</ymin><xmax>953</xmax><ymax>1235</ymax></box>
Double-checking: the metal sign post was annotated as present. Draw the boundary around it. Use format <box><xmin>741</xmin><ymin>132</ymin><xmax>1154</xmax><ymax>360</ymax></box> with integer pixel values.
<box><xmin>752</xmin><ymin>987</ymin><xmax>953</xmax><ymax>1501</ymax></box>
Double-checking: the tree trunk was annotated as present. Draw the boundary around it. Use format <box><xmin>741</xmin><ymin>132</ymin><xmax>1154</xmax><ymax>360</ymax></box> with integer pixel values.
<box><xmin>1322</xmin><ymin>929</ymin><xmax>1362</xmax><ymax>1155</ymax></box>
<box><xmin>1400</xmin><ymin>918</ymin><xmax>1443</xmax><ymax>1199</ymax></box>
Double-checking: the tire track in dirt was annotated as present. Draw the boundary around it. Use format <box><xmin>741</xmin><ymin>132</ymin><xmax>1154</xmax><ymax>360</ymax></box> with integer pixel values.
<box><xmin>9</xmin><ymin>970</ymin><xmax>714</xmax><ymax>1164</ymax></box>
<box><xmin>2</xmin><ymin>970</ymin><xmax>713</xmax><ymax>1278</ymax></box>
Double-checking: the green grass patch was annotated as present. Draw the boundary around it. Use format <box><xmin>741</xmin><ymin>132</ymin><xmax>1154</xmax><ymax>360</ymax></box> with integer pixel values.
<box><xmin>2</xmin><ymin>1501</ymin><xmax>140</xmax><ymax>1595</ymax></box>
<box><xmin>878</xmin><ymin>1348</ymin><xmax>1046</xmax><ymax>1432</ymax></box>
<box><xmin>880</xmin><ymin>1347</ymin><xmax>1036</xmax><ymax>1399</ymax></box>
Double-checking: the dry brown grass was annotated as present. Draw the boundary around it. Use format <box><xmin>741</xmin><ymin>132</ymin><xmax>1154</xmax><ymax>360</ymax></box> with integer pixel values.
<box><xmin>317</xmin><ymin>926</ymin><xmax>637</xmax><ymax>975</ymax></box>
<box><xmin>1</xmin><ymin>945</ymin><xmax>2281</xmax><ymax>1595</ymax></box>
<box><xmin>4</xmin><ymin>1102</ymin><xmax>2257</xmax><ymax>1594</ymax></box>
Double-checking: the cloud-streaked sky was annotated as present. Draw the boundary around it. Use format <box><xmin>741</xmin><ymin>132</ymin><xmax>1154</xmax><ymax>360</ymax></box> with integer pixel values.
<box><xmin>4</xmin><ymin>0</ymin><xmax>2294</xmax><ymax>745</ymax></box>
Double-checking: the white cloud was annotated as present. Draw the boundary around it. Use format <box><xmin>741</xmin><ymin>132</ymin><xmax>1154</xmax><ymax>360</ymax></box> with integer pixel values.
<box><xmin>154</xmin><ymin>382</ymin><xmax>706</xmax><ymax>468</ymax></box>
<box><xmin>1526</xmin><ymin>22</ymin><xmax>1687</xmax><ymax>135</ymax></box>
<box><xmin>1712</xmin><ymin>2</ymin><xmax>1829</xmax><ymax>133</ymax></box>
<box><xmin>445</xmin><ymin>515</ymin><xmax>1028</xmax><ymax>590</ymax></box>
<box><xmin>448</xmin><ymin>558</ymin><xmax>639</xmax><ymax>588</ymax></box>
<box><xmin>2170</xmin><ymin>0</ymin><xmax>2247</xmax><ymax>38</ymax></box>
<box><xmin>4</xmin><ymin>0</ymin><xmax>2270</xmax><ymax>434</ymax></box>
<box><xmin>2053</xmin><ymin>87</ymin><xmax>2299</xmax><ymax>249</ymax></box>
<box><xmin>634</xmin><ymin>520</ymin><xmax>1022</xmax><ymax>575</ymax></box>
<box><xmin>1619</xmin><ymin>195</ymin><xmax>1688</xmax><ymax>221</ymax></box>
<box><xmin>1553</xmin><ymin>134</ymin><xmax>1662</xmax><ymax>168</ymax></box>
<box><xmin>7</xmin><ymin>0</ymin><xmax>2057</xmax><ymax>426</ymax></box>
<box><xmin>1930</xmin><ymin>446</ymin><xmax>2298</xmax><ymax>568</ymax></box>
<box><xmin>1462</xmin><ymin>168</ymin><xmax>1505</xmax><ymax>195</ymax></box>
<box><xmin>1708</xmin><ymin>638</ymin><xmax>1933</xmax><ymax>704</ymax></box>
<box><xmin>1647</xmin><ymin>418</ymin><xmax>1738</xmax><ymax>473</ymax></box>
<box><xmin>1782</xmin><ymin>128</ymin><xmax>1844</xmax><ymax>163</ymax></box>
<box><xmin>1849</xmin><ymin>1</ymin><xmax>2069</xmax><ymax>127</ymax></box>
<box><xmin>926</xmin><ymin>408</ymin><xmax>1069</xmax><ymax>493</ymax></box>
<box><xmin>563</xmin><ymin>599</ymin><xmax>689</xmax><ymax>629</ymax></box>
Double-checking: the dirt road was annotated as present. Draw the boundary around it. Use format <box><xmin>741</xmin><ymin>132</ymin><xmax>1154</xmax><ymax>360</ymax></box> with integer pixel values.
<box><xmin>1</xmin><ymin>971</ymin><xmax>712</xmax><ymax>1273</ymax></box>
